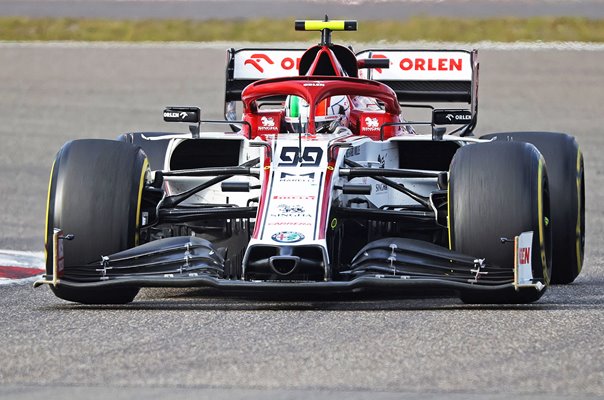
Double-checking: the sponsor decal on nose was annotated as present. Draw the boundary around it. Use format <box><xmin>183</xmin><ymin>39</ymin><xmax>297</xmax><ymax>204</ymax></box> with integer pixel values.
<box><xmin>271</xmin><ymin>231</ymin><xmax>305</xmax><ymax>243</ymax></box>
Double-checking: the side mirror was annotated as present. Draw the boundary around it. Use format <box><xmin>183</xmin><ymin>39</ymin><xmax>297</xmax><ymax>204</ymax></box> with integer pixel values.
<box><xmin>357</xmin><ymin>58</ymin><xmax>390</xmax><ymax>69</ymax></box>
<box><xmin>163</xmin><ymin>106</ymin><xmax>201</xmax><ymax>123</ymax></box>
<box><xmin>432</xmin><ymin>126</ymin><xmax>447</xmax><ymax>141</ymax></box>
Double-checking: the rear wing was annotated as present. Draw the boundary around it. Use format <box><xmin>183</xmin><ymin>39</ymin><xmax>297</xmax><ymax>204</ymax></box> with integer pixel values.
<box><xmin>225</xmin><ymin>48</ymin><xmax>304</xmax><ymax>120</ymax></box>
<box><xmin>356</xmin><ymin>49</ymin><xmax>479</xmax><ymax>131</ymax></box>
<box><xmin>225</xmin><ymin>47</ymin><xmax>479</xmax><ymax>131</ymax></box>
<box><xmin>355</xmin><ymin>49</ymin><xmax>478</xmax><ymax>103</ymax></box>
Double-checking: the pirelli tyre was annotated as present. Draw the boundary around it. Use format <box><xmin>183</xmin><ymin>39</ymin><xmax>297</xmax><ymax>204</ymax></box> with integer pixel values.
<box><xmin>481</xmin><ymin>132</ymin><xmax>585</xmax><ymax>284</ymax></box>
<box><xmin>117</xmin><ymin>132</ymin><xmax>170</xmax><ymax>171</ymax></box>
<box><xmin>449</xmin><ymin>141</ymin><xmax>552</xmax><ymax>304</ymax></box>
<box><xmin>45</xmin><ymin>139</ymin><xmax>148</xmax><ymax>304</ymax></box>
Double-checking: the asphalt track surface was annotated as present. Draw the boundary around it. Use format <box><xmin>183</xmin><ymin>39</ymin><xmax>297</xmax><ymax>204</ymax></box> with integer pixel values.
<box><xmin>2</xmin><ymin>0</ymin><xmax>604</xmax><ymax>19</ymax></box>
<box><xmin>0</xmin><ymin>43</ymin><xmax>603</xmax><ymax>399</ymax></box>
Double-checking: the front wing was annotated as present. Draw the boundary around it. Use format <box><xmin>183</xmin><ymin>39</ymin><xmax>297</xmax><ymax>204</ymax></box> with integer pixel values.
<box><xmin>35</xmin><ymin>233</ymin><xmax>545</xmax><ymax>297</ymax></box>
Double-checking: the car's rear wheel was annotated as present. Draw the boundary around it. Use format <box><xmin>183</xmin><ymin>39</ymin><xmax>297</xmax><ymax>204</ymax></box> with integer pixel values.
<box><xmin>449</xmin><ymin>141</ymin><xmax>552</xmax><ymax>304</ymax></box>
<box><xmin>45</xmin><ymin>139</ymin><xmax>148</xmax><ymax>304</ymax></box>
<box><xmin>481</xmin><ymin>132</ymin><xmax>585</xmax><ymax>284</ymax></box>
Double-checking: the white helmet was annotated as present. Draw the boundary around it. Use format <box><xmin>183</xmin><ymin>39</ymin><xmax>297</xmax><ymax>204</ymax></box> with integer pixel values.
<box><xmin>285</xmin><ymin>95</ymin><xmax>350</xmax><ymax>133</ymax></box>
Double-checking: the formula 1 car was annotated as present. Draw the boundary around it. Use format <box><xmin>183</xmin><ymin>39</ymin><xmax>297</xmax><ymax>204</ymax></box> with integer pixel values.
<box><xmin>36</xmin><ymin>19</ymin><xmax>585</xmax><ymax>304</ymax></box>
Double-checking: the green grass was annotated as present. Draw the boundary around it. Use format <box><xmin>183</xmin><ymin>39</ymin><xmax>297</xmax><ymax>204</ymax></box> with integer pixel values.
<box><xmin>0</xmin><ymin>16</ymin><xmax>603</xmax><ymax>42</ymax></box>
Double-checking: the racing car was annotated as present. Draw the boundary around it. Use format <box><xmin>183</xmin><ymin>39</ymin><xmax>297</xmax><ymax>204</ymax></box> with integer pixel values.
<box><xmin>36</xmin><ymin>18</ymin><xmax>585</xmax><ymax>304</ymax></box>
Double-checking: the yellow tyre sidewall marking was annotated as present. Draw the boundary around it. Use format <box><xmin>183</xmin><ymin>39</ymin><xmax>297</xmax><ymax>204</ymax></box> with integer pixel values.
<box><xmin>44</xmin><ymin>160</ymin><xmax>56</xmax><ymax>265</ymax></box>
<box><xmin>538</xmin><ymin>158</ymin><xmax>550</xmax><ymax>285</ymax></box>
<box><xmin>135</xmin><ymin>158</ymin><xmax>149</xmax><ymax>246</ymax></box>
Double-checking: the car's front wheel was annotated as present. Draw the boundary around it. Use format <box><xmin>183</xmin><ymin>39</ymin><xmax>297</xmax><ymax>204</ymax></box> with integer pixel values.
<box><xmin>449</xmin><ymin>141</ymin><xmax>552</xmax><ymax>304</ymax></box>
<box><xmin>481</xmin><ymin>132</ymin><xmax>585</xmax><ymax>284</ymax></box>
<box><xmin>45</xmin><ymin>139</ymin><xmax>148</xmax><ymax>304</ymax></box>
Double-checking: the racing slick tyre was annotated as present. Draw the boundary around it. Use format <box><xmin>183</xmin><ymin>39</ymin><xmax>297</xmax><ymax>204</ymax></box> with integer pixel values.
<box><xmin>45</xmin><ymin>139</ymin><xmax>148</xmax><ymax>304</ymax></box>
<box><xmin>117</xmin><ymin>132</ymin><xmax>169</xmax><ymax>171</ymax></box>
<box><xmin>481</xmin><ymin>132</ymin><xmax>585</xmax><ymax>284</ymax></box>
<box><xmin>449</xmin><ymin>141</ymin><xmax>552</xmax><ymax>304</ymax></box>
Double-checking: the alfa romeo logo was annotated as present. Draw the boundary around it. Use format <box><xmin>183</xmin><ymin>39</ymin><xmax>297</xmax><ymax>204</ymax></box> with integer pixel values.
<box><xmin>271</xmin><ymin>231</ymin><xmax>305</xmax><ymax>243</ymax></box>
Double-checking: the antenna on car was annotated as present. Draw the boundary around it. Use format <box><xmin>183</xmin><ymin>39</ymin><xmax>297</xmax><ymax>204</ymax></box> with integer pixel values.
<box><xmin>295</xmin><ymin>16</ymin><xmax>357</xmax><ymax>46</ymax></box>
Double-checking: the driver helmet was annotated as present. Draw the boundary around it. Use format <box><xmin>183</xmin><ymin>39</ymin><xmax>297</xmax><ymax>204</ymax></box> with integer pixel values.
<box><xmin>285</xmin><ymin>95</ymin><xmax>350</xmax><ymax>133</ymax></box>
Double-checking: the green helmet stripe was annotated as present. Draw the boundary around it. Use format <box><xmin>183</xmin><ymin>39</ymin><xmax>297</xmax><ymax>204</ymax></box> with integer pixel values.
<box><xmin>289</xmin><ymin>96</ymin><xmax>300</xmax><ymax>118</ymax></box>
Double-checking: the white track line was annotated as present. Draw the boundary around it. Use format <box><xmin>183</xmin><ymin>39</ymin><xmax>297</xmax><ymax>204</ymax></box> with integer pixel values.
<box><xmin>0</xmin><ymin>40</ymin><xmax>603</xmax><ymax>51</ymax></box>
<box><xmin>0</xmin><ymin>250</ymin><xmax>44</xmax><ymax>268</ymax></box>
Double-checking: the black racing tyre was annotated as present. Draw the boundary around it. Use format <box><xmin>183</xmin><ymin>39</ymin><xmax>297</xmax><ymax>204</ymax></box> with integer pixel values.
<box><xmin>449</xmin><ymin>141</ymin><xmax>552</xmax><ymax>304</ymax></box>
<box><xmin>481</xmin><ymin>132</ymin><xmax>585</xmax><ymax>284</ymax></box>
<box><xmin>117</xmin><ymin>132</ymin><xmax>170</xmax><ymax>171</ymax></box>
<box><xmin>45</xmin><ymin>139</ymin><xmax>148</xmax><ymax>304</ymax></box>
